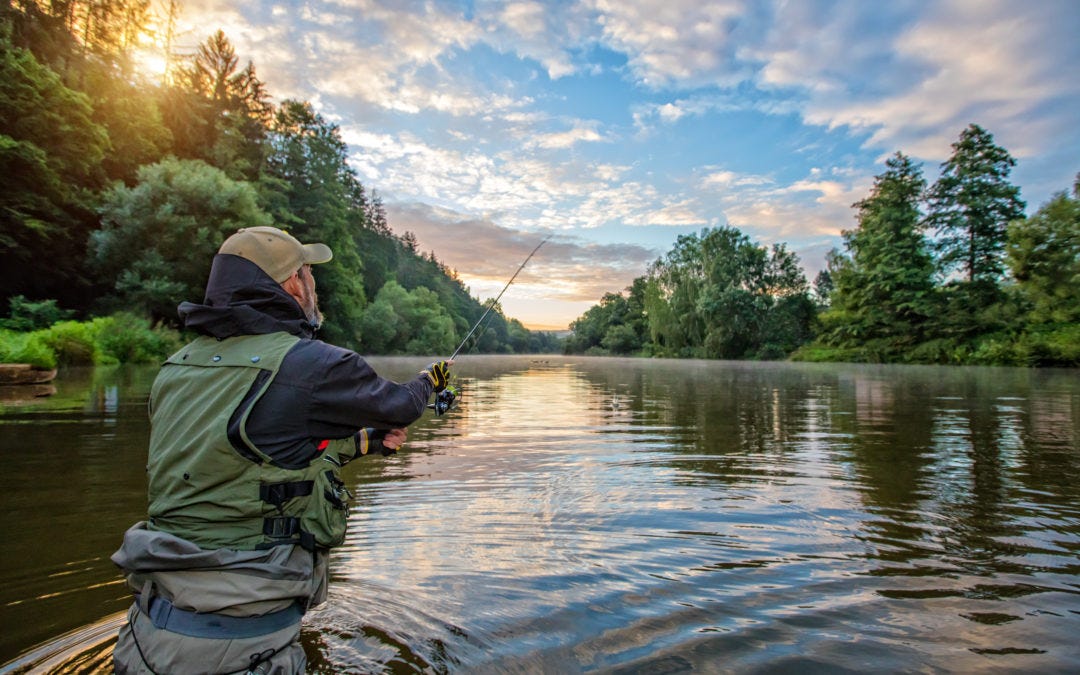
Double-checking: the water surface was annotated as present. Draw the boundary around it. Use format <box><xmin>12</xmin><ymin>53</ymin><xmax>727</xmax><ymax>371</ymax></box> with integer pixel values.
<box><xmin>1</xmin><ymin>357</ymin><xmax>1078</xmax><ymax>673</ymax></box>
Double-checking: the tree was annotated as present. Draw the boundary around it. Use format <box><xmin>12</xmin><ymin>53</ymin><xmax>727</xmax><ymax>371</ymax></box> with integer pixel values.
<box><xmin>90</xmin><ymin>157</ymin><xmax>272</xmax><ymax>321</ymax></box>
<box><xmin>925</xmin><ymin>124</ymin><xmax>1025</xmax><ymax>284</ymax></box>
<box><xmin>575</xmin><ymin>226</ymin><xmax>814</xmax><ymax>359</ymax></box>
<box><xmin>644</xmin><ymin>227</ymin><xmax>812</xmax><ymax>359</ymax></box>
<box><xmin>358</xmin><ymin>280</ymin><xmax>456</xmax><ymax>355</ymax></box>
<box><xmin>1007</xmin><ymin>176</ymin><xmax>1080</xmax><ymax>324</ymax></box>
<box><xmin>812</xmin><ymin>268</ymin><xmax>833</xmax><ymax>308</ymax></box>
<box><xmin>86</xmin><ymin>68</ymin><xmax>174</xmax><ymax>183</ymax></box>
<box><xmin>261</xmin><ymin>100</ymin><xmax>370</xmax><ymax>347</ymax></box>
<box><xmin>0</xmin><ymin>37</ymin><xmax>108</xmax><ymax>306</ymax></box>
<box><xmin>164</xmin><ymin>30</ymin><xmax>271</xmax><ymax>178</ymax></box>
<box><xmin>924</xmin><ymin>125</ymin><xmax>1025</xmax><ymax>337</ymax></box>
<box><xmin>822</xmin><ymin>153</ymin><xmax>935</xmax><ymax>352</ymax></box>
<box><xmin>566</xmin><ymin>291</ymin><xmax>636</xmax><ymax>354</ymax></box>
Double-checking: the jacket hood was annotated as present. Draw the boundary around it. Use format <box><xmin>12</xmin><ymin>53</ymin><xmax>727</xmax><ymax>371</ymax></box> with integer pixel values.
<box><xmin>178</xmin><ymin>254</ymin><xmax>315</xmax><ymax>339</ymax></box>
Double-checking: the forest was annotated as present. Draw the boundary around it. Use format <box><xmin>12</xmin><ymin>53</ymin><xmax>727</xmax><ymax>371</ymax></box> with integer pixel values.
<box><xmin>564</xmin><ymin>132</ymin><xmax>1079</xmax><ymax>367</ymax></box>
<box><xmin>0</xmin><ymin>0</ymin><xmax>560</xmax><ymax>366</ymax></box>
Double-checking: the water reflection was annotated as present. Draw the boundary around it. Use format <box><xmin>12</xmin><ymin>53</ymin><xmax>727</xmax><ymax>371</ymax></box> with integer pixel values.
<box><xmin>1</xmin><ymin>357</ymin><xmax>1078</xmax><ymax>672</ymax></box>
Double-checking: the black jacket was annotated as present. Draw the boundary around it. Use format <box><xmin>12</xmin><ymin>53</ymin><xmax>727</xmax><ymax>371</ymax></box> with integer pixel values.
<box><xmin>177</xmin><ymin>254</ymin><xmax>434</xmax><ymax>466</ymax></box>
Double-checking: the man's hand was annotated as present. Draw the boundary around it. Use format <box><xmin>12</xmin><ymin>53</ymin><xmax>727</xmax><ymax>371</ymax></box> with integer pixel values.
<box><xmin>381</xmin><ymin>428</ymin><xmax>407</xmax><ymax>453</ymax></box>
<box><xmin>421</xmin><ymin>360</ymin><xmax>452</xmax><ymax>392</ymax></box>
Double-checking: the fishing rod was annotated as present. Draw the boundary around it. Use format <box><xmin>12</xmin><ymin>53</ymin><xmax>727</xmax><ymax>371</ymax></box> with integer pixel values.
<box><xmin>429</xmin><ymin>235</ymin><xmax>550</xmax><ymax>415</ymax></box>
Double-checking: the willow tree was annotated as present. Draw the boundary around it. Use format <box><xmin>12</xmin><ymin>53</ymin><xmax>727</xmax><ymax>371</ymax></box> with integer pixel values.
<box><xmin>643</xmin><ymin>226</ymin><xmax>812</xmax><ymax>359</ymax></box>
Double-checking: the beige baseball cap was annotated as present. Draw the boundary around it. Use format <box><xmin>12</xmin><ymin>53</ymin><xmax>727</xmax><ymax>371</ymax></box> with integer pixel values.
<box><xmin>218</xmin><ymin>226</ymin><xmax>333</xmax><ymax>282</ymax></box>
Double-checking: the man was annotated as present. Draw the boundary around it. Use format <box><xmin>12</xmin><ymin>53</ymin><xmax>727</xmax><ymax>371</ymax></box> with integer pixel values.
<box><xmin>112</xmin><ymin>226</ymin><xmax>451</xmax><ymax>674</ymax></box>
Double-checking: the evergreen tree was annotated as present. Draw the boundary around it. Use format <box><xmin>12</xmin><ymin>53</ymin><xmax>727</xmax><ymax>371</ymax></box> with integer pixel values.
<box><xmin>165</xmin><ymin>30</ymin><xmax>270</xmax><ymax>179</ymax></box>
<box><xmin>924</xmin><ymin>125</ymin><xmax>1025</xmax><ymax>337</ymax></box>
<box><xmin>823</xmin><ymin>153</ymin><xmax>935</xmax><ymax>353</ymax></box>
<box><xmin>261</xmin><ymin>100</ymin><xmax>368</xmax><ymax>348</ymax></box>
<box><xmin>925</xmin><ymin>124</ymin><xmax>1025</xmax><ymax>284</ymax></box>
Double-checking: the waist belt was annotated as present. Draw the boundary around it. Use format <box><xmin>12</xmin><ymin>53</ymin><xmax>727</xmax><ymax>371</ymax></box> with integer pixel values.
<box><xmin>137</xmin><ymin>595</ymin><xmax>304</xmax><ymax>639</ymax></box>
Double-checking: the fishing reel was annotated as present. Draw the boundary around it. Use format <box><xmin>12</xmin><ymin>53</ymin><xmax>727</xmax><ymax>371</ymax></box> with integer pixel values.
<box><xmin>428</xmin><ymin>383</ymin><xmax>460</xmax><ymax>416</ymax></box>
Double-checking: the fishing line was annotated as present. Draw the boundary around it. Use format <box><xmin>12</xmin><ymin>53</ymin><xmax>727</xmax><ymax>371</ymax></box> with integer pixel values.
<box><xmin>449</xmin><ymin>235</ymin><xmax>550</xmax><ymax>361</ymax></box>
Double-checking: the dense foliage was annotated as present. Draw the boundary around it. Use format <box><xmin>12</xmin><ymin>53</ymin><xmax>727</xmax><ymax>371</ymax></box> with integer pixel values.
<box><xmin>566</xmin><ymin>127</ymin><xmax>1078</xmax><ymax>367</ymax></box>
<box><xmin>565</xmin><ymin>227</ymin><xmax>815</xmax><ymax>359</ymax></box>
<box><xmin>805</xmin><ymin>125</ymin><xmax>1077</xmax><ymax>366</ymax></box>
<box><xmin>0</xmin><ymin>0</ymin><xmax>557</xmax><ymax>358</ymax></box>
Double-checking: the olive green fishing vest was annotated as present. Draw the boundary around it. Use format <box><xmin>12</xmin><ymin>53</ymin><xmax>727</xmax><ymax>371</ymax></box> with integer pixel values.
<box><xmin>146</xmin><ymin>332</ymin><xmax>354</xmax><ymax>551</ymax></box>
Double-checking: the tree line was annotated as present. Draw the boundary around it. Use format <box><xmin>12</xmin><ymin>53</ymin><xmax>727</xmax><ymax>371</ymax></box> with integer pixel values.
<box><xmin>565</xmin><ymin>125</ymin><xmax>1079</xmax><ymax>367</ymax></box>
<box><xmin>1</xmin><ymin>0</ymin><xmax>560</xmax><ymax>356</ymax></box>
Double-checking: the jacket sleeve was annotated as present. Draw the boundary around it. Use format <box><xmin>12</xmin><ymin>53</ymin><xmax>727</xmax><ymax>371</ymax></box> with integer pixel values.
<box><xmin>306</xmin><ymin>341</ymin><xmax>435</xmax><ymax>431</ymax></box>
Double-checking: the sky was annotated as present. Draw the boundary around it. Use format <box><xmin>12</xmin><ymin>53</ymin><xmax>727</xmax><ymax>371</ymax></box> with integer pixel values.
<box><xmin>164</xmin><ymin>0</ymin><xmax>1080</xmax><ymax>330</ymax></box>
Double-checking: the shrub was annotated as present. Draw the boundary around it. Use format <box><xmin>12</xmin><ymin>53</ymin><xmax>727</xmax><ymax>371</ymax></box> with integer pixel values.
<box><xmin>1015</xmin><ymin>324</ymin><xmax>1080</xmax><ymax>367</ymax></box>
<box><xmin>0</xmin><ymin>330</ymin><xmax>57</xmax><ymax>369</ymax></box>
<box><xmin>0</xmin><ymin>313</ymin><xmax>183</xmax><ymax>368</ymax></box>
<box><xmin>789</xmin><ymin>343</ymin><xmax>868</xmax><ymax>363</ymax></box>
<box><xmin>904</xmin><ymin>338</ymin><xmax>958</xmax><ymax>364</ymax></box>
<box><xmin>41</xmin><ymin>320</ymin><xmax>100</xmax><ymax>366</ymax></box>
<box><xmin>968</xmin><ymin>334</ymin><xmax>1023</xmax><ymax>367</ymax></box>
<box><xmin>93</xmin><ymin>313</ymin><xmax>182</xmax><ymax>364</ymax></box>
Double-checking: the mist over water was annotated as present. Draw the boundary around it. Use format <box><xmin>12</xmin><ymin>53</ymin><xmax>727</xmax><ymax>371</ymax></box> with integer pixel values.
<box><xmin>2</xmin><ymin>357</ymin><xmax>1078</xmax><ymax>673</ymax></box>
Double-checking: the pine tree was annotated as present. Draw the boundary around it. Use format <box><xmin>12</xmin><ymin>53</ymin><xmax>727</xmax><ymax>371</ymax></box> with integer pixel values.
<box><xmin>924</xmin><ymin>124</ymin><xmax>1025</xmax><ymax>336</ymax></box>
<box><xmin>825</xmin><ymin>153</ymin><xmax>935</xmax><ymax>352</ymax></box>
<box><xmin>925</xmin><ymin>124</ymin><xmax>1025</xmax><ymax>284</ymax></box>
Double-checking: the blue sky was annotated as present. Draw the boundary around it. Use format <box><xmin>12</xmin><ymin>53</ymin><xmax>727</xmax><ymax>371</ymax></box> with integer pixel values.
<box><xmin>169</xmin><ymin>0</ymin><xmax>1080</xmax><ymax>329</ymax></box>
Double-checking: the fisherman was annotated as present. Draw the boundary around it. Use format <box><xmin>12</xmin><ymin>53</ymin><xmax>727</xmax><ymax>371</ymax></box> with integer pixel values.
<box><xmin>111</xmin><ymin>226</ymin><xmax>451</xmax><ymax>674</ymax></box>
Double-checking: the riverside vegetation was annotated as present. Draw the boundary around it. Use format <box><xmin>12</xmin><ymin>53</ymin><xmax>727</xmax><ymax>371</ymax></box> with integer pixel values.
<box><xmin>1</xmin><ymin>1</ymin><xmax>560</xmax><ymax>367</ymax></box>
<box><xmin>564</xmin><ymin>141</ymin><xmax>1079</xmax><ymax>367</ymax></box>
<box><xmin>2</xmin><ymin>2</ymin><xmax>1076</xmax><ymax>368</ymax></box>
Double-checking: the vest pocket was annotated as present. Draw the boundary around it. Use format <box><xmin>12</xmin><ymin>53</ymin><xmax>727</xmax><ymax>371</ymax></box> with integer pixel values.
<box><xmin>300</xmin><ymin>467</ymin><xmax>350</xmax><ymax>548</ymax></box>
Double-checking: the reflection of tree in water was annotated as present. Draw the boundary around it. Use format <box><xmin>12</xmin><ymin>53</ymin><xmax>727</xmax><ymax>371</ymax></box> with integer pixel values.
<box><xmin>836</xmin><ymin>368</ymin><xmax>956</xmax><ymax>510</ymax></box>
<box><xmin>1016</xmin><ymin>370</ymin><xmax>1080</xmax><ymax>508</ymax></box>
<box><xmin>840</xmin><ymin>365</ymin><xmax>1080</xmax><ymax>582</ymax></box>
<box><xmin>576</xmin><ymin>360</ymin><xmax>837</xmax><ymax>490</ymax></box>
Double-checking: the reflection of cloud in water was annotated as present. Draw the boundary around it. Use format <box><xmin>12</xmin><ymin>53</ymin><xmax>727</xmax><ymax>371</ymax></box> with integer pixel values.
<box><xmin>305</xmin><ymin>357</ymin><xmax>1080</xmax><ymax>672</ymax></box>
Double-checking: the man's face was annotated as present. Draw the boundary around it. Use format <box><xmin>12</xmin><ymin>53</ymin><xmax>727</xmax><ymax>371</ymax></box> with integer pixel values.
<box><xmin>297</xmin><ymin>265</ymin><xmax>322</xmax><ymax>326</ymax></box>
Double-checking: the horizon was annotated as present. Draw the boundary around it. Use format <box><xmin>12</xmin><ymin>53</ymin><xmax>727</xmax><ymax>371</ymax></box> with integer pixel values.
<box><xmin>151</xmin><ymin>0</ymin><xmax>1079</xmax><ymax>330</ymax></box>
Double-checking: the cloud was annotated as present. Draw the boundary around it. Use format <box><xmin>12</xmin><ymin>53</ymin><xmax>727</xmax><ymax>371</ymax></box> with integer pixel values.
<box><xmin>494</xmin><ymin>1</ymin><xmax>583</xmax><ymax>79</ymax></box>
<box><xmin>587</xmin><ymin>0</ymin><xmax>758</xmax><ymax>87</ymax></box>
<box><xmin>384</xmin><ymin>202</ymin><xmax>659</xmax><ymax>306</ymax></box>
<box><xmin>167</xmin><ymin>0</ymin><xmax>1079</xmax><ymax>324</ymax></box>
<box><xmin>753</xmin><ymin>0</ymin><xmax>1080</xmax><ymax>163</ymax></box>
<box><xmin>695</xmin><ymin>166</ymin><xmax>869</xmax><ymax>245</ymax></box>
<box><xmin>526</xmin><ymin>124</ymin><xmax>606</xmax><ymax>149</ymax></box>
<box><xmin>344</xmin><ymin>124</ymin><xmax>668</xmax><ymax>232</ymax></box>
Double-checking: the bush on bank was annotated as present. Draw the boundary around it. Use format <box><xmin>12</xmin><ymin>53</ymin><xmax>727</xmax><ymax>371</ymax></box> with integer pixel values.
<box><xmin>0</xmin><ymin>313</ymin><xmax>183</xmax><ymax>369</ymax></box>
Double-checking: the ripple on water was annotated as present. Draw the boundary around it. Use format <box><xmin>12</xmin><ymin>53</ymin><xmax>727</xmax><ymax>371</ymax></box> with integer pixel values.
<box><xmin>3</xmin><ymin>358</ymin><xmax>1080</xmax><ymax>672</ymax></box>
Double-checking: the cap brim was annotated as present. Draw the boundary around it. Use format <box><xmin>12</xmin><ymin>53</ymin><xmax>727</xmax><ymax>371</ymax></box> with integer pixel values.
<box><xmin>303</xmin><ymin>243</ymin><xmax>333</xmax><ymax>265</ymax></box>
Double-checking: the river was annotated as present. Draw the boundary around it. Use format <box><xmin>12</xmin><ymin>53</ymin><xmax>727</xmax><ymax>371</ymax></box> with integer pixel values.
<box><xmin>0</xmin><ymin>356</ymin><xmax>1078</xmax><ymax>673</ymax></box>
